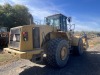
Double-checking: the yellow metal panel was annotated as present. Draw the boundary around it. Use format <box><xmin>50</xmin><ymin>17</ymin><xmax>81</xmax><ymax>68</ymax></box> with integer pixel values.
<box><xmin>4</xmin><ymin>48</ymin><xmax>27</xmax><ymax>59</ymax></box>
<box><xmin>37</xmin><ymin>25</ymin><xmax>56</xmax><ymax>47</ymax></box>
<box><xmin>71</xmin><ymin>36</ymin><xmax>80</xmax><ymax>46</ymax></box>
<box><xmin>10</xmin><ymin>25</ymin><xmax>56</xmax><ymax>51</ymax></box>
<box><xmin>9</xmin><ymin>25</ymin><xmax>35</xmax><ymax>51</ymax></box>
<box><xmin>3</xmin><ymin>48</ymin><xmax>43</xmax><ymax>60</ymax></box>
<box><xmin>8</xmin><ymin>25</ymin><xmax>56</xmax><ymax>51</ymax></box>
<box><xmin>20</xmin><ymin>25</ymin><xmax>34</xmax><ymax>51</ymax></box>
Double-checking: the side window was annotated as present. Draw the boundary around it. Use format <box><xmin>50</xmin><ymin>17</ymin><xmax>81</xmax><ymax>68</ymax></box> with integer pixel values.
<box><xmin>50</xmin><ymin>19</ymin><xmax>53</xmax><ymax>26</ymax></box>
<box><xmin>54</xmin><ymin>19</ymin><xmax>60</xmax><ymax>29</ymax></box>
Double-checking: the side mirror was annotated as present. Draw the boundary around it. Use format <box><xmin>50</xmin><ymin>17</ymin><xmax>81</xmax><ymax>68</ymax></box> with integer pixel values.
<box><xmin>68</xmin><ymin>17</ymin><xmax>72</xmax><ymax>23</ymax></box>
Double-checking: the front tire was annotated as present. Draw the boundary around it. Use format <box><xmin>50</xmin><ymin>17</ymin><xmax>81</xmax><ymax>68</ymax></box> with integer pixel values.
<box><xmin>73</xmin><ymin>38</ymin><xmax>84</xmax><ymax>55</ymax></box>
<box><xmin>45</xmin><ymin>38</ymin><xmax>69</xmax><ymax>68</ymax></box>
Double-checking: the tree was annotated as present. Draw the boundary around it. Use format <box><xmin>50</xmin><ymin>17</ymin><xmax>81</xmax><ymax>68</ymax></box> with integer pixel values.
<box><xmin>0</xmin><ymin>3</ymin><xmax>33</xmax><ymax>28</ymax></box>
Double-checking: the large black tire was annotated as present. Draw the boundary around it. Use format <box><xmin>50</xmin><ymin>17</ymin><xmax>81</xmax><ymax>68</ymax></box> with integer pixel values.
<box><xmin>45</xmin><ymin>38</ymin><xmax>69</xmax><ymax>68</ymax></box>
<box><xmin>73</xmin><ymin>38</ymin><xmax>84</xmax><ymax>55</ymax></box>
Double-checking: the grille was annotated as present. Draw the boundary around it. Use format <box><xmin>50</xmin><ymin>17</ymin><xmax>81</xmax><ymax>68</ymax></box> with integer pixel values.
<box><xmin>9</xmin><ymin>28</ymin><xmax>21</xmax><ymax>49</ymax></box>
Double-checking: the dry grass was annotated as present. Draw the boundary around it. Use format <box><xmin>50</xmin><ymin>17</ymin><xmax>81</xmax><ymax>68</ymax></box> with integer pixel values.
<box><xmin>0</xmin><ymin>54</ymin><xmax>11</xmax><ymax>62</ymax></box>
<box><xmin>0</xmin><ymin>52</ymin><xmax>19</xmax><ymax>66</ymax></box>
<box><xmin>88</xmin><ymin>37</ymin><xmax>100</xmax><ymax>47</ymax></box>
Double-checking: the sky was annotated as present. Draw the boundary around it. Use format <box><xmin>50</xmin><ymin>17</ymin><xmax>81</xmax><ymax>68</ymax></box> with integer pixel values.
<box><xmin>0</xmin><ymin>0</ymin><xmax>100</xmax><ymax>31</ymax></box>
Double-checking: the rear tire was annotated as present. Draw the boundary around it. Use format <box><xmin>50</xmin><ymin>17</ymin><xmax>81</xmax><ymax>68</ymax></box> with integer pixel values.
<box><xmin>45</xmin><ymin>38</ymin><xmax>69</xmax><ymax>68</ymax></box>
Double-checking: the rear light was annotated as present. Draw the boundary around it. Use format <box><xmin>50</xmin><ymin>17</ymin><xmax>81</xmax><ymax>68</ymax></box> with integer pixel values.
<box><xmin>22</xmin><ymin>32</ymin><xmax>28</xmax><ymax>41</ymax></box>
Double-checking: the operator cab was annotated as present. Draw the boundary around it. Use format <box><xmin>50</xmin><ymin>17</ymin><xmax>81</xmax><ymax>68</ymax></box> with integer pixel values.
<box><xmin>46</xmin><ymin>14</ymin><xmax>69</xmax><ymax>32</ymax></box>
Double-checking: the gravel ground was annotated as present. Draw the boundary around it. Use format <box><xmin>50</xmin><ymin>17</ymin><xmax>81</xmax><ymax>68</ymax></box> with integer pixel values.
<box><xmin>1</xmin><ymin>45</ymin><xmax>100</xmax><ymax>75</ymax></box>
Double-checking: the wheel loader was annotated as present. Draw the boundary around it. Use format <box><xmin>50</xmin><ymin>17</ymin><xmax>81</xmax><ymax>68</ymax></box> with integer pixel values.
<box><xmin>3</xmin><ymin>14</ymin><xmax>88</xmax><ymax>68</ymax></box>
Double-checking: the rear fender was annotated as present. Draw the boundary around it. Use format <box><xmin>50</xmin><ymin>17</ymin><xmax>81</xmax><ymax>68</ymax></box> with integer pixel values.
<box><xmin>49</xmin><ymin>32</ymin><xmax>69</xmax><ymax>40</ymax></box>
<box><xmin>41</xmin><ymin>32</ymin><xmax>69</xmax><ymax>47</ymax></box>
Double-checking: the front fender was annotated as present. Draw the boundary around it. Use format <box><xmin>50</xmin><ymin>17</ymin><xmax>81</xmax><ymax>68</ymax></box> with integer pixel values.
<box><xmin>71</xmin><ymin>36</ymin><xmax>80</xmax><ymax>46</ymax></box>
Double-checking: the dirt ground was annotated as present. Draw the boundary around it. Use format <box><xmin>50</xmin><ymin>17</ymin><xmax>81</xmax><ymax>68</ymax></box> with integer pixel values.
<box><xmin>1</xmin><ymin>38</ymin><xmax>100</xmax><ymax>75</ymax></box>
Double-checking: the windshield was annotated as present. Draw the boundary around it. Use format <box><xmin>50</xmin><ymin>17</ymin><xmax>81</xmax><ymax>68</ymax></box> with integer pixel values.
<box><xmin>0</xmin><ymin>27</ymin><xmax>7</xmax><ymax>32</ymax></box>
<box><xmin>46</xmin><ymin>17</ymin><xmax>60</xmax><ymax>27</ymax></box>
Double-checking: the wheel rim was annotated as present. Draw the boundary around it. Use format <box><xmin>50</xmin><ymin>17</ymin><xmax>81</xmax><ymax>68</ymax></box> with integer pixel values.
<box><xmin>60</xmin><ymin>47</ymin><xmax>67</xmax><ymax>60</ymax></box>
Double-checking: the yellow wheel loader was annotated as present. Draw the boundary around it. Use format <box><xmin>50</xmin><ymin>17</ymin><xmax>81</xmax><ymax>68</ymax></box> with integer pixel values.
<box><xmin>3</xmin><ymin>14</ymin><xmax>88</xmax><ymax>68</ymax></box>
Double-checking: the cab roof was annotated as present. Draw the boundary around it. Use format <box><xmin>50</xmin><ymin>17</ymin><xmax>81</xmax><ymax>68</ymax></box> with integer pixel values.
<box><xmin>46</xmin><ymin>13</ymin><xmax>67</xmax><ymax>18</ymax></box>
